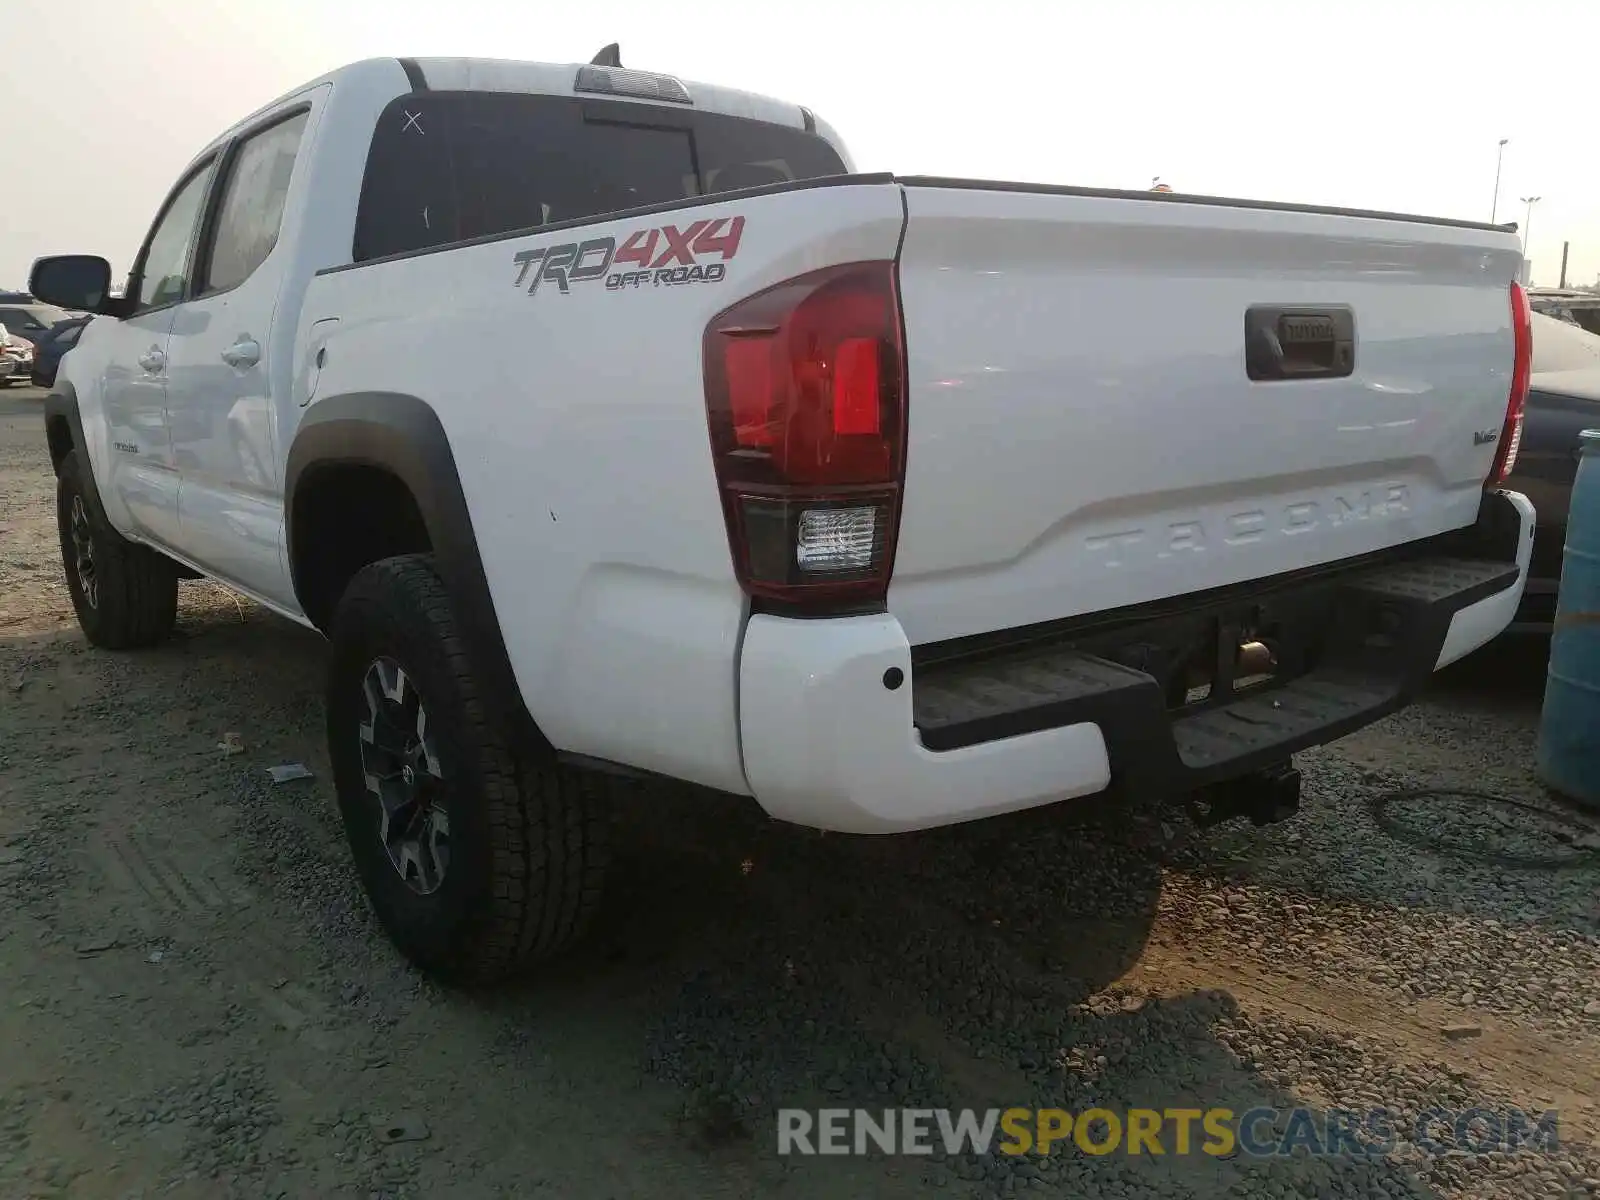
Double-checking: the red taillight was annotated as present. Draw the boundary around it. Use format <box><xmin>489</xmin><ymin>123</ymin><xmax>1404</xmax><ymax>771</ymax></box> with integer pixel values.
<box><xmin>831</xmin><ymin>338</ymin><xmax>883</xmax><ymax>436</ymax></box>
<box><xmin>703</xmin><ymin>261</ymin><xmax>907</xmax><ymax>608</ymax></box>
<box><xmin>1490</xmin><ymin>280</ymin><xmax>1532</xmax><ymax>486</ymax></box>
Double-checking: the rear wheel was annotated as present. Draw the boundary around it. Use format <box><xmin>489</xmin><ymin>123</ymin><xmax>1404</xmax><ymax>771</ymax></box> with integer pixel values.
<box><xmin>326</xmin><ymin>554</ymin><xmax>608</xmax><ymax>982</ymax></box>
<box><xmin>55</xmin><ymin>450</ymin><xmax>178</xmax><ymax>648</ymax></box>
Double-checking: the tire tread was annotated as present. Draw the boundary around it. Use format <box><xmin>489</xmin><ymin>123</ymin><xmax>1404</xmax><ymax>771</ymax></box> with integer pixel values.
<box><xmin>333</xmin><ymin>554</ymin><xmax>606</xmax><ymax>981</ymax></box>
<box><xmin>56</xmin><ymin>450</ymin><xmax>177</xmax><ymax>650</ymax></box>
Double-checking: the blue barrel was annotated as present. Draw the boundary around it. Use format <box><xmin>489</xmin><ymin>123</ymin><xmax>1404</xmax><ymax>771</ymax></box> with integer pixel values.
<box><xmin>1537</xmin><ymin>428</ymin><xmax>1600</xmax><ymax>810</ymax></box>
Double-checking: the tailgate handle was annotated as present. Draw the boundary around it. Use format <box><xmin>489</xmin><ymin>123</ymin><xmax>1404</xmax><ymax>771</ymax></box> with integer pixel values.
<box><xmin>1245</xmin><ymin>306</ymin><xmax>1355</xmax><ymax>381</ymax></box>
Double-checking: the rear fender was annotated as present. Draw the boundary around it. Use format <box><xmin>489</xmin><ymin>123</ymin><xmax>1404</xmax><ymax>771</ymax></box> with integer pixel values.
<box><xmin>285</xmin><ymin>390</ymin><xmax>549</xmax><ymax>753</ymax></box>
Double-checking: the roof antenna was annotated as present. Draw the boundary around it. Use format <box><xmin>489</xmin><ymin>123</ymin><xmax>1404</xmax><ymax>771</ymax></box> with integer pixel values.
<box><xmin>590</xmin><ymin>43</ymin><xmax>622</xmax><ymax>68</ymax></box>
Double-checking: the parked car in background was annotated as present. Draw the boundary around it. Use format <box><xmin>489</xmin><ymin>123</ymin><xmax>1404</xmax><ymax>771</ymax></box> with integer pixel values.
<box><xmin>0</xmin><ymin>301</ymin><xmax>75</xmax><ymax>346</ymax></box>
<box><xmin>28</xmin><ymin>314</ymin><xmax>91</xmax><ymax>389</ymax></box>
<box><xmin>0</xmin><ymin>331</ymin><xmax>34</xmax><ymax>387</ymax></box>
<box><xmin>1502</xmin><ymin>312</ymin><xmax>1600</xmax><ymax>630</ymax></box>
<box><xmin>1529</xmin><ymin>288</ymin><xmax>1600</xmax><ymax>337</ymax></box>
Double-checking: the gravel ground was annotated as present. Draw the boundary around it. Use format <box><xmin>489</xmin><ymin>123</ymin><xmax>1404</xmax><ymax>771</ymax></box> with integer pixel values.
<box><xmin>1</xmin><ymin>387</ymin><xmax>1598</xmax><ymax>1199</ymax></box>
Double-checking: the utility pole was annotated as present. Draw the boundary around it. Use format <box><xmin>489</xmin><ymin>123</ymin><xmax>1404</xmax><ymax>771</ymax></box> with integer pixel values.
<box><xmin>1560</xmin><ymin>241</ymin><xmax>1570</xmax><ymax>288</ymax></box>
<box><xmin>1491</xmin><ymin>137</ymin><xmax>1509</xmax><ymax>223</ymax></box>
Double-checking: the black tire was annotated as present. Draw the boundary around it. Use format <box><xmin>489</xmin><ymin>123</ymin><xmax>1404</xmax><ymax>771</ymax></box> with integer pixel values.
<box><xmin>55</xmin><ymin>449</ymin><xmax>179</xmax><ymax>649</ymax></box>
<box><xmin>326</xmin><ymin>554</ymin><xmax>609</xmax><ymax>983</ymax></box>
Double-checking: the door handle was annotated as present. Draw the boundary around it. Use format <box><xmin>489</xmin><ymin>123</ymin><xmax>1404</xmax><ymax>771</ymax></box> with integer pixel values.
<box><xmin>221</xmin><ymin>337</ymin><xmax>261</xmax><ymax>369</ymax></box>
<box><xmin>137</xmin><ymin>347</ymin><xmax>165</xmax><ymax>373</ymax></box>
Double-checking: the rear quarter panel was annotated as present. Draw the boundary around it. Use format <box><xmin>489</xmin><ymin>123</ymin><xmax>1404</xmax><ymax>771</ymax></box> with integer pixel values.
<box><xmin>298</xmin><ymin>182</ymin><xmax>906</xmax><ymax>792</ymax></box>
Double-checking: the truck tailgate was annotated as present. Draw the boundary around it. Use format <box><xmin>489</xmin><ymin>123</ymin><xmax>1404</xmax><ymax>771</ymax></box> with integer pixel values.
<box><xmin>887</xmin><ymin>182</ymin><xmax>1527</xmax><ymax>646</ymax></box>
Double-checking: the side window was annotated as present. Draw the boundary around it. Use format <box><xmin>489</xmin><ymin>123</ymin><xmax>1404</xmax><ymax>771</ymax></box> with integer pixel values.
<box><xmin>135</xmin><ymin>162</ymin><xmax>216</xmax><ymax>312</ymax></box>
<box><xmin>201</xmin><ymin>111</ymin><xmax>309</xmax><ymax>294</ymax></box>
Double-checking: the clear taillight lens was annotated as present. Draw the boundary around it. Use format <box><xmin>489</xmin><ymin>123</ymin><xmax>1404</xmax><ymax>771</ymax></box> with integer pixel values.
<box><xmin>796</xmin><ymin>505</ymin><xmax>881</xmax><ymax>573</ymax></box>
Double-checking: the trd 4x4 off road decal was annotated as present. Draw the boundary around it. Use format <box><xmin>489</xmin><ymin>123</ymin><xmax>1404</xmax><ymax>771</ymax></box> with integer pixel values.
<box><xmin>512</xmin><ymin>216</ymin><xmax>744</xmax><ymax>297</ymax></box>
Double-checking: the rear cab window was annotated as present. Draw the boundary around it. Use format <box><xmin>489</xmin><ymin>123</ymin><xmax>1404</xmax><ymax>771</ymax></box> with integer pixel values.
<box><xmin>352</xmin><ymin>92</ymin><xmax>847</xmax><ymax>262</ymax></box>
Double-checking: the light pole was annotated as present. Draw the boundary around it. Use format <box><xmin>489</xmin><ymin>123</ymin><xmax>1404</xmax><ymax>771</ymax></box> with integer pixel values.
<box><xmin>1491</xmin><ymin>138</ymin><xmax>1509</xmax><ymax>222</ymax></box>
<box><xmin>1520</xmin><ymin>195</ymin><xmax>1541</xmax><ymax>244</ymax></box>
<box><xmin>1520</xmin><ymin>195</ymin><xmax>1541</xmax><ymax>284</ymax></box>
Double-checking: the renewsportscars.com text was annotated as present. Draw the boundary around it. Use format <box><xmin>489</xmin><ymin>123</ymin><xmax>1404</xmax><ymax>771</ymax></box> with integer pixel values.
<box><xmin>777</xmin><ymin>1106</ymin><xmax>1561</xmax><ymax>1159</ymax></box>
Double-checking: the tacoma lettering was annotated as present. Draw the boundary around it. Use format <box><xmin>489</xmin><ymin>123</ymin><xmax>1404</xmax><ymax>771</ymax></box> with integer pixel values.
<box><xmin>1086</xmin><ymin>485</ymin><xmax>1413</xmax><ymax>565</ymax></box>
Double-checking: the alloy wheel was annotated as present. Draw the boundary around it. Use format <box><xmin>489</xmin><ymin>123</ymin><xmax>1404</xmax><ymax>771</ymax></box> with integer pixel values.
<box><xmin>69</xmin><ymin>494</ymin><xmax>98</xmax><ymax>610</ymax></box>
<box><xmin>358</xmin><ymin>656</ymin><xmax>450</xmax><ymax>895</ymax></box>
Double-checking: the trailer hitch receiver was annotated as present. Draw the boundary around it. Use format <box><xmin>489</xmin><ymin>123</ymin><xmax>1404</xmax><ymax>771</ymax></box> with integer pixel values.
<box><xmin>1186</xmin><ymin>760</ymin><xmax>1302</xmax><ymax>829</ymax></box>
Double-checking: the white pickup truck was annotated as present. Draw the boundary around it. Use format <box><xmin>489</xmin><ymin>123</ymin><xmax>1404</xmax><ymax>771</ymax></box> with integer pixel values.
<box><xmin>31</xmin><ymin>52</ymin><xmax>1535</xmax><ymax>983</ymax></box>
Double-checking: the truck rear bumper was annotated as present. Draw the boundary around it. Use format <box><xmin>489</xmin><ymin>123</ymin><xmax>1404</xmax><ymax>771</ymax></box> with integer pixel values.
<box><xmin>738</xmin><ymin>491</ymin><xmax>1533</xmax><ymax>834</ymax></box>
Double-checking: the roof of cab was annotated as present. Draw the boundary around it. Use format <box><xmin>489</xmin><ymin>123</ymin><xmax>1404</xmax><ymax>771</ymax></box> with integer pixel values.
<box><xmin>177</xmin><ymin>55</ymin><xmax>853</xmax><ymax>194</ymax></box>
<box><xmin>407</xmin><ymin>56</ymin><xmax>809</xmax><ymax>130</ymax></box>
<box><xmin>198</xmin><ymin>54</ymin><xmax>814</xmax><ymax>160</ymax></box>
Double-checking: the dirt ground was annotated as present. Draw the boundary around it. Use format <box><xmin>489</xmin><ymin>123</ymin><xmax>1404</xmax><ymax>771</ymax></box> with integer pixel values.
<box><xmin>2</xmin><ymin>384</ymin><xmax>1598</xmax><ymax>1199</ymax></box>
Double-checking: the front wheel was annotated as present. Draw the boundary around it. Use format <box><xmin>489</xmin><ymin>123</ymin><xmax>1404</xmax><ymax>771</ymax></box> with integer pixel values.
<box><xmin>326</xmin><ymin>554</ymin><xmax>609</xmax><ymax>983</ymax></box>
<box><xmin>55</xmin><ymin>450</ymin><xmax>178</xmax><ymax>648</ymax></box>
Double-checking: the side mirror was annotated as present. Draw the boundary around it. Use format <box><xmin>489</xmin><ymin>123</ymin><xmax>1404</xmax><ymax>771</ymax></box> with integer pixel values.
<box><xmin>29</xmin><ymin>255</ymin><xmax>114</xmax><ymax>314</ymax></box>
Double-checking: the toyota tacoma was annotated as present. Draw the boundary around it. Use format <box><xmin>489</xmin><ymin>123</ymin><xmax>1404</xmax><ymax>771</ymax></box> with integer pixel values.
<box><xmin>30</xmin><ymin>51</ymin><xmax>1536</xmax><ymax>982</ymax></box>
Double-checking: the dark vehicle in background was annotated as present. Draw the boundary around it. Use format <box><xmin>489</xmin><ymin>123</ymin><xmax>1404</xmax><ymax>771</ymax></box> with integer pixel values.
<box><xmin>1503</xmin><ymin>313</ymin><xmax>1600</xmax><ymax>631</ymax></box>
<box><xmin>0</xmin><ymin>300</ymin><xmax>75</xmax><ymax>345</ymax></box>
<box><xmin>28</xmin><ymin>314</ymin><xmax>91</xmax><ymax>388</ymax></box>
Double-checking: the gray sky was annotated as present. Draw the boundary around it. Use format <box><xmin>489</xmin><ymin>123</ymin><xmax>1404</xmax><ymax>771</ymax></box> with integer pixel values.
<box><xmin>5</xmin><ymin>0</ymin><xmax>1596</xmax><ymax>289</ymax></box>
